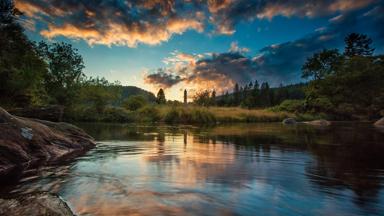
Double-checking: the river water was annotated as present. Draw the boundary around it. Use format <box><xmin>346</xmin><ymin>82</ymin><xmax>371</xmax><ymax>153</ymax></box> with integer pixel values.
<box><xmin>3</xmin><ymin>123</ymin><xmax>384</xmax><ymax>215</ymax></box>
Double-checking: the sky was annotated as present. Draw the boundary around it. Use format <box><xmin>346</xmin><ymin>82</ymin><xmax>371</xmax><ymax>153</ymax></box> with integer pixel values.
<box><xmin>16</xmin><ymin>0</ymin><xmax>384</xmax><ymax>100</ymax></box>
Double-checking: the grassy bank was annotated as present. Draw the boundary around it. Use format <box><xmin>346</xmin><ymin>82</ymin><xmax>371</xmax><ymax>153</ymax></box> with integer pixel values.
<box><xmin>63</xmin><ymin>105</ymin><xmax>322</xmax><ymax>124</ymax></box>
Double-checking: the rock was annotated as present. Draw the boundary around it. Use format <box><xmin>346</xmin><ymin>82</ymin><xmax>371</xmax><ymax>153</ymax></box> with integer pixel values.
<box><xmin>282</xmin><ymin>118</ymin><xmax>297</xmax><ymax>125</ymax></box>
<box><xmin>0</xmin><ymin>107</ymin><xmax>95</xmax><ymax>180</ymax></box>
<box><xmin>374</xmin><ymin>117</ymin><xmax>384</xmax><ymax>127</ymax></box>
<box><xmin>304</xmin><ymin>119</ymin><xmax>331</xmax><ymax>126</ymax></box>
<box><xmin>8</xmin><ymin>105</ymin><xmax>64</xmax><ymax>122</ymax></box>
<box><xmin>0</xmin><ymin>192</ymin><xmax>74</xmax><ymax>216</ymax></box>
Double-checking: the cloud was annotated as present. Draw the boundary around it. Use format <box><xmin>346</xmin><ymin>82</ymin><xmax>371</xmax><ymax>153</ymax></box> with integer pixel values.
<box><xmin>15</xmin><ymin>0</ymin><xmax>377</xmax><ymax>46</ymax></box>
<box><xmin>144</xmin><ymin>68</ymin><xmax>184</xmax><ymax>88</ymax></box>
<box><xmin>145</xmin><ymin>3</ymin><xmax>384</xmax><ymax>90</ymax></box>
<box><xmin>229</xmin><ymin>41</ymin><xmax>250</xmax><ymax>53</ymax></box>
<box><xmin>209</xmin><ymin>0</ymin><xmax>376</xmax><ymax>34</ymax></box>
<box><xmin>253</xmin><ymin>4</ymin><xmax>384</xmax><ymax>85</ymax></box>
<box><xmin>16</xmin><ymin>0</ymin><xmax>204</xmax><ymax>47</ymax></box>
<box><xmin>145</xmin><ymin>48</ymin><xmax>257</xmax><ymax>92</ymax></box>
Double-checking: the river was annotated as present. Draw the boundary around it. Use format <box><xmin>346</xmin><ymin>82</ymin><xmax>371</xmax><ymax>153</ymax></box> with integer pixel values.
<box><xmin>2</xmin><ymin>122</ymin><xmax>384</xmax><ymax>215</ymax></box>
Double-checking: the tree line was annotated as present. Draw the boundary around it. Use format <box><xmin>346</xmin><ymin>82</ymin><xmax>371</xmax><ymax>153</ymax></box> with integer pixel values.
<box><xmin>190</xmin><ymin>83</ymin><xmax>305</xmax><ymax>108</ymax></box>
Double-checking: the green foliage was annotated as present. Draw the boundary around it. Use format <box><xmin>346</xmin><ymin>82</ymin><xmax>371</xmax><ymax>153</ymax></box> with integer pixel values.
<box><xmin>301</xmin><ymin>49</ymin><xmax>343</xmax><ymax>80</ymax></box>
<box><xmin>156</xmin><ymin>88</ymin><xmax>166</xmax><ymax>104</ymax></box>
<box><xmin>79</xmin><ymin>77</ymin><xmax>121</xmax><ymax>113</ymax></box>
<box><xmin>302</xmin><ymin>34</ymin><xmax>384</xmax><ymax>119</ymax></box>
<box><xmin>36</xmin><ymin>41</ymin><xmax>85</xmax><ymax>106</ymax></box>
<box><xmin>270</xmin><ymin>100</ymin><xmax>305</xmax><ymax>113</ymax></box>
<box><xmin>138</xmin><ymin>106</ymin><xmax>161</xmax><ymax>122</ymax></box>
<box><xmin>0</xmin><ymin>0</ymin><xmax>47</xmax><ymax>107</ymax></box>
<box><xmin>123</xmin><ymin>95</ymin><xmax>148</xmax><ymax>111</ymax></box>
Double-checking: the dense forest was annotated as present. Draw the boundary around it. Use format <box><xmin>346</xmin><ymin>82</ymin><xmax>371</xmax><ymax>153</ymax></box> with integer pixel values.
<box><xmin>1</xmin><ymin>0</ymin><xmax>383</xmax><ymax>123</ymax></box>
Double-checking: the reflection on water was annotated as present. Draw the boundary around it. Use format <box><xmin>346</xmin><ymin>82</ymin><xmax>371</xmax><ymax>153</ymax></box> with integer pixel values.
<box><xmin>3</xmin><ymin>123</ymin><xmax>384</xmax><ymax>215</ymax></box>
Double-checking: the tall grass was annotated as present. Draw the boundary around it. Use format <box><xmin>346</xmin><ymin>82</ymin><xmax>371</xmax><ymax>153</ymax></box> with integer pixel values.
<box><xmin>65</xmin><ymin>104</ymin><xmax>304</xmax><ymax>124</ymax></box>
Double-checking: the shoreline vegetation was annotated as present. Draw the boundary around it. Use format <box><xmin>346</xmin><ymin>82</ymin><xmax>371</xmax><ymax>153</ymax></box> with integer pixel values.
<box><xmin>61</xmin><ymin>105</ymin><xmax>324</xmax><ymax>124</ymax></box>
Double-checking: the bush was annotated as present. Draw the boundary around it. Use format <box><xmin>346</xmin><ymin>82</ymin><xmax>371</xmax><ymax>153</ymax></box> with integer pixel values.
<box><xmin>123</xmin><ymin>95</ymin><xmax>148</xmax><ymax>111</ymax></box>
<box><xmin>101</xmin><ymin>107</ymin><xmax>135</xmax><ymax>122</ymax></box>
<box><xmin>270</xmin><ymin>100</ymin><xmax>305</xmax><ymax>113</ymax></box>
<box><xmin>138</xmin><ymin>106</ymin><xmax>161</xmax><ymax>122</ymax></box>
<box><xmin>164</xmin><ymin>108</ymin><xmax>180</xmax><ymax>124</ymax></box>
<box><xmin>307</xmin><ymin>97</ymin><xmax>334</xmax><ymax>113</ymax></box>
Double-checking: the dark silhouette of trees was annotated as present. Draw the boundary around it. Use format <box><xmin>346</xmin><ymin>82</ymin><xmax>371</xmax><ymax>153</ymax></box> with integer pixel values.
<box><xmin>193</xmin><ymin>90</ymin><xmax>211</xmax><ymax>106</ymax></box>
<box><xmin>233</xmin><ymin>83</ymin><xmax>240</xmax><ymax>106</ymax></box>
<box><xmin>303</xmin><ymin>34</ymin><xmax>384</xmax><ymax>118</ymax></box>
<box><xmin>184</xmin><ymin>89</ymin><xmax>187</xmax><ymax>105</ymax></box>
<box><xmin>302</xmin><ymin>49</ymin><xmax>343</xmax><ymax>80</ymax></box>
<box><xmin>211</xmin><ymin>90</ymin><xmax>216</xmax><ymax>106</ymax></box>
<box><xmin>0</xmin><ymin>0</ymin><xmax>47</xmax><ymax>106</ymax></box>
<box><xmin>156</xmin><ymin>88</ymin><xmax>166</xmax><ymax>104</ymax></box>
<box><xmin>344</xmin><ymin>33</ymin><xmax>374</xmax><ymax>57</ymax></box>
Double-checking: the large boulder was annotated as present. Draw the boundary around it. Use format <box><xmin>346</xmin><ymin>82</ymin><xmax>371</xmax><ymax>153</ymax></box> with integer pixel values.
<box><xmin>0</xmin><ymin>107</ymin><xmax>95</xmax><ymax>180</ymax></box>
<box><xmin>374</xmin><ymin>117</ymin><xmax>384</xmax><ymax>127</ymax></box>
<box><xmin>0</xmin><ymin>192</ymin><xmax>74</xmax><ymax>216</ymax></box>
<box><xmin>282</xmin><ymin>118</ymin><xmax>297</xmax><ymax>125</ymax></box>
<box><xmin>304</xmin><ymin>119</ymin><xmax>331</xmax><ymax>126</ymax></box>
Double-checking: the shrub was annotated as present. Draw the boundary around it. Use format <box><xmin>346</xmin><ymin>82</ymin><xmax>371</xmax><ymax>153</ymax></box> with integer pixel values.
<box><xmin>270</xmin><ymin>100</ymin><xmax>305</xmax><ymax>113</ymax></box>
<box><xmin>101</xmin><ymin>107</ymin><xmax>135</xmax><ymax>122</ymax></box>
<box><xmin>164</xmin><ymin>108</ymin><xmax>180</xmax><ymax>124</ymax></box>
<box><xmin>138</xmin><ymin>106</ymin><xmax>161</xmax><ymax>122</ymax></box>
<box><xmin>123</xmin><ymin>95</ymin><xmax>148</xmax><ymax>111</ymax></box>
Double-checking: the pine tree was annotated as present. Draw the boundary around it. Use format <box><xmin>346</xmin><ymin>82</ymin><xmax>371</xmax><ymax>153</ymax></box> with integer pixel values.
<box><xmin>156</xmin><ymin>88</ymin><xmax>166</xmax><ymax>104</ymax></box>
<box><xmin>233</xmin><ymin>83</ymin><xmax>240</xmax><ymax>106</ymax></box>
<box><xmin>184</xmin><ymin>89</ymin><xmax>187</xmax><ymax>105</ymax></box>
<box><xmin>211</xmin><ymin>90</ymin><xmax>216</xmax><ymax>106</ymax></box>
<box><xmin>344</xmin><ymin>33</ymin><xmax>374</xmax><ymax>57</ymax></box>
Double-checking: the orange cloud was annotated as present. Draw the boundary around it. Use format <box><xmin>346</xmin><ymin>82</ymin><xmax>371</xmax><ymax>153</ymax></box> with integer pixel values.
<box><xmin>40</xmin><ymin>18</ymin><xmax>204</xmax><ymax>47</ymax></box>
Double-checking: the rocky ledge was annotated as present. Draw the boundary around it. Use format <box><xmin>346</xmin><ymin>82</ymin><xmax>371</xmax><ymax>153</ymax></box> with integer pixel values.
<box><xmin>0</xmin><ymin>192</ymin><xmax>74</xmax><ymax>216</ymax></box>
<box><xmin>0</xmin><ymin>107</ymin><xmax>95</xmax><ymax>181</ymax></box>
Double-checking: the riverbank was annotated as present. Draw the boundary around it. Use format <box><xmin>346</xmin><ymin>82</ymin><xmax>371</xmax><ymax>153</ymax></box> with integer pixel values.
<box><xmin>61</xmin><ymin>105</ymin><xmax>325</xmax><ymax>124</ymax></box>
<box><xmin>0</xmin><ymin>107</ymin><xmax>95</xmax><ymax>182</ymax></box>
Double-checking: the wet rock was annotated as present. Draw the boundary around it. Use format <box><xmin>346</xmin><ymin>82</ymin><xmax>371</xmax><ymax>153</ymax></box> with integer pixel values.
<box><xmin>374</xmin><ymin>117</ymin><xmax>384</xmax><ymax>127</ymax></box>
<box><xmin>0</xmin><ymin>107</ymin><xmax>95</xmax><ymax>180</ymax></box>
<box><xmin>282</xmin><ymin>118</ymin><xmax>297</xmax><ymax>125</ymax></box>
<box><xmin>0</xmin><ymin>192</ymin><xmax>74</xmax><ymax>216</ymax></box>
<box><xmin>304</xmin><ymin>119</ymin><xmax>331</xmax><ymax>126</ymax></box>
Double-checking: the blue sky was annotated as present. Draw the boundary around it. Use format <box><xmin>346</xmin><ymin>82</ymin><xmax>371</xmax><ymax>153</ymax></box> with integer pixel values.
<box><xmin>18</xmin><ymin>0</ymin><xmax>384</xmax><ymax>99</ymax></box>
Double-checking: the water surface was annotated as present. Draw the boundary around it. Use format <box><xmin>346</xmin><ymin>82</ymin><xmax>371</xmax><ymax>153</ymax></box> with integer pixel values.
<box><xmin>4</xmin><ymin>123</ymin><xmax>384</xmax><ymax>215</ymax></box>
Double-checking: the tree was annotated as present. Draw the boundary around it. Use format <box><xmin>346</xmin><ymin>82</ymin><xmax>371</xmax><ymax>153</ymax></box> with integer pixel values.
<box><xmin>36</xmin><ymin>41</ymin><xmax>85</xmax><ymax>106</ymax></box>
<box><xmin>156</xmin><ymin>88</ymin><xmax>166</xmax><ymax>104</ymax></box>
<box><xmin>79</xmin><ymin>77</ymin><xmax>121</xmax><ymax>113</ymax></box>
<box><xmin>0</xmin><ymin>0</ymin><xmax>47</xmax><ymax>106</ymax></box>
<box><xmin>259</xmin><ymin>82</ymin><xmax>271</xmax><ymax>107</ymax></box>
<box><xmin>193</xmin><ymin>90</ymin><xmax>211</xmax><ymax>106</ymax></box>
<box><xmin>184</xmin><ymin>89</ymin><xmax>187</xmax><ymax>105</ymax></box>
<box><xmin>344</xmin><ymin>33</ymin><xmax>374</xmax><ymax>57</ymax></box>
<box><xmin>302</xmin><ymin>49</ymin><xmax>343</xmax><ymax>80</ymax></box>
<box><xmin>233</xmin><ymin>83</ymin><xmax>240</xmax><ymax>105</ymax></box>
<box><xmin>211</xmin><ymin>90</ymin><xmax>216</xmax><ymax>106</ymax></box>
